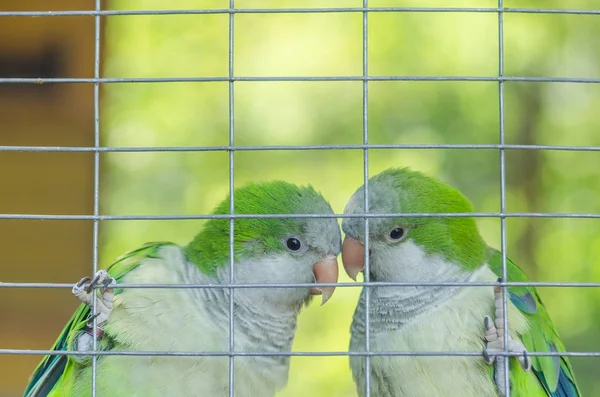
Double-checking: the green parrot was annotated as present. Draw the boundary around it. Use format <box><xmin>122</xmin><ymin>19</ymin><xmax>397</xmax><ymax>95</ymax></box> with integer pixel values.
<box><xmin>24</xmin><ymin>181</ymin><xmax>341</xmax><ymax>397</ymax></box>
<box><xmin>341</xmin><ymin>167</ymin><xmax>581</xmax><ymax>397</ymax></box>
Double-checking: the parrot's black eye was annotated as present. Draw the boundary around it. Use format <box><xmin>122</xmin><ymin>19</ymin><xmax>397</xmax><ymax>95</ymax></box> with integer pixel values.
<box><xmin>286</xmin><ymin>237</ymin><xmax>302</xmax><ymax>251</ymax></box>
<box><xmin>389</xmin><ymin>227</ymin><xmax>405</xmax><ymax>241</ymax></box>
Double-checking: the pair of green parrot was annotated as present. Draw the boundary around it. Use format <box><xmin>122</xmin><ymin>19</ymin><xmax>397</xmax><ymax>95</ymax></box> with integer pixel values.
<box><xmin>24</xmin><ymin>167</ymin><xmax>580</xmax><ymax>397</ymax></box>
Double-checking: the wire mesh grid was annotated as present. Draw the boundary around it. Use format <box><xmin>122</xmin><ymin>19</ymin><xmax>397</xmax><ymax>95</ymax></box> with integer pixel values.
<box><xmin>1</xmin><ymin>2</ymin><xmax>599</xmax><ymax>397</ymax></box>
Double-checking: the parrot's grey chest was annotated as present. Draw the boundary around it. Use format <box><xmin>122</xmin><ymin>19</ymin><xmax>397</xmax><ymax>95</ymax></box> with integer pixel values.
<box><xmin>349</xmin><ymin>280</ymin><xmax>501</xmax><ymax>397</ymax></box>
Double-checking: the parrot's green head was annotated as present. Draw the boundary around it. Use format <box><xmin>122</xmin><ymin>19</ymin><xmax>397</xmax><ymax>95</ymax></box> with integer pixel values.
<box><xmin>185</xmin><ymin>181</ymin><xmax>341</xmax><ymax>307</ymax></box>
<box><xmin>341</xmin><ymin>167</ymin><xmax>488</xmax><ymax>283</ymax></box>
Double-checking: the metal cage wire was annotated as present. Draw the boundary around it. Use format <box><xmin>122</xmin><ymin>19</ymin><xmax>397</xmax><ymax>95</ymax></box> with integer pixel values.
<box><xmin>1</xmin><ymin>3</ymin><xmax>599</xmax><ymax>397</ymax></box>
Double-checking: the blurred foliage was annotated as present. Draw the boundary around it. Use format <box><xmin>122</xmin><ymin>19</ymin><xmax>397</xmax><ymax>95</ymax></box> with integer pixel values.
<box><xmin>100</xmin><ymin>0</ymin><xmax>600</xmax><ymax>396</ymax></box>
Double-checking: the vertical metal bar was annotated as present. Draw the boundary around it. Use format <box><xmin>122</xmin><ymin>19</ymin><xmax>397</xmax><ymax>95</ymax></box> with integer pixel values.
<box><xmin>228</xmin><ymin>2</ymin><xmax>236</xmax><ymax>397</ymax></box>
<box><xmin>497</xmin><ymin>1</ymin><xmax>510</xmax><ymax>396</ymax></box>
<box><xmin>362</xmin><ymin>1</ymin><xmax>371</xmax><ymax>397</ymax></box>
<box><xmin>91</xmin><ymin>1</ymin><xmax>102</xmax><ymax>396</ymax></box>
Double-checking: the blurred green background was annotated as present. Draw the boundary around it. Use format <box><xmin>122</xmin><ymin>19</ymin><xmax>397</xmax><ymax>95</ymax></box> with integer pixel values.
<box><xmin>2</xmin><ymin>0</ymin><xmax>600</xmax><ymax>395</ymax></box>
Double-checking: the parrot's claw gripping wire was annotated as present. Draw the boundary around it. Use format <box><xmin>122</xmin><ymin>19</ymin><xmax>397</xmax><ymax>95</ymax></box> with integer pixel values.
<box><xmin>72</xmin><ymin>270</ymin><xmax>116</xmax><ymax>339</ymax></box>
<box><xmin>482</xmin><ymin>282</ymin><xmax>532</xmax><ymax>372</ymax></box>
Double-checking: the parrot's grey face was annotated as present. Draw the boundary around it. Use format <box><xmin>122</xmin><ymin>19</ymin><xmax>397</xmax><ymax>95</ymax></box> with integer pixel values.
<box><xmin>341</xmin><ymin>168</ymin><xmax>486</xmax><ymax>284</ymax></box>
<box><xmin>230</xmin><ymin>197</ymin><xmax>342</xmax><ymax>309</ymax></box>
<box><xmin>341</xmin><ymin>179</ymin><xmax>413</xmax><ymax>282</ymax></box>
<box><xmin>188</xmin><ymin>181</ymin><xmax>343</xmax><ymax>310</ymax></box>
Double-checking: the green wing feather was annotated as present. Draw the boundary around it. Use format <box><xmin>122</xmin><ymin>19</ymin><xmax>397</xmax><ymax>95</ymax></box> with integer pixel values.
<box><xmin>23</xmin><ymin>242</ymin><xmax>175</xmax><ymax>397</ymax></box>
<box><xmin>487</xmin><ymin>249</ymin><xmax>582</xmax><ymax>397</ymax></box>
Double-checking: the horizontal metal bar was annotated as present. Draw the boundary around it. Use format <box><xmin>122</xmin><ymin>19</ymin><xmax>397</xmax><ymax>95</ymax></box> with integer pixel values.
<box><xmin>1</xmin><ymin>143</ymin><xmax>599</xmax><ymax>153</ymax></box>
<box><xmin>0</xmin><ymin>212</ymin><xmax>599</xmax><ymax>221</ymax></box>
<box><xmin>1</xmin><ymin>349</ymin><xmax>598</xmax><ymax>358</ymax></box>
<box><xmin>0</xmin><ymin>76</ymin><xmax>598</xmax><ymax>84</ymax></box>
<box><xmin>0</xmin><ymin>8</ymin><xmax>598</xmax><ymax>17</ymax></box>
<box><xmin>2</xmin><ymin>281</ymin><xmax>599</xmax><ymax>289</ymax></box>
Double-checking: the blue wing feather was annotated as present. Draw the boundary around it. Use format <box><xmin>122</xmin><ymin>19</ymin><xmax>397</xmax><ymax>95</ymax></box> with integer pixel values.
<box><xmin>23</xmin><ymin>242</ymin><xmax>174</xmax><ymax>397</ymax></box>
<box><xmin>24</xmin><ymin>303</ymin><xmax>90</xmax><ymax>397</ymax></box>
<box><xmin>508</xmin><ymin>289</ymin><xmax>537</xmax><ymax>315</ymax></box>
<box><xmin>488</xmin><ymin>249</ymin><xmax>581</xmax><ymax>397</ymax></box>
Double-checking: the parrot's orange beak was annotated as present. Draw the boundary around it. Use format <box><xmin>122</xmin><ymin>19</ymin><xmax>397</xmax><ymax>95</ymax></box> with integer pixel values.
<box><xmin>310</xmin><ymin>255</ymin><xmax>339</xmax><ymax>305</ymax></box>
<box><xmin>341</xmin><ymin>237</ymin><xmax>365</xmax><ymax>281</ymax></box>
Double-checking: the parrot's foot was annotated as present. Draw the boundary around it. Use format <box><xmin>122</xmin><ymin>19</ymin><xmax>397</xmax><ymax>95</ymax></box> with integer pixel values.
<box><xmin>482</xmin><ymin>283</ymin><xmax>531</xmax><ymax>396</ymax></box>
<box><xmin>482</xmin><ymin>284</ymin><xmax>531</xmax><ymax>371</ymax></box>
<box><xmin>72</xmin><ymin>270</ymin><xmax>115</xmax><ymax>339</ymax></box>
